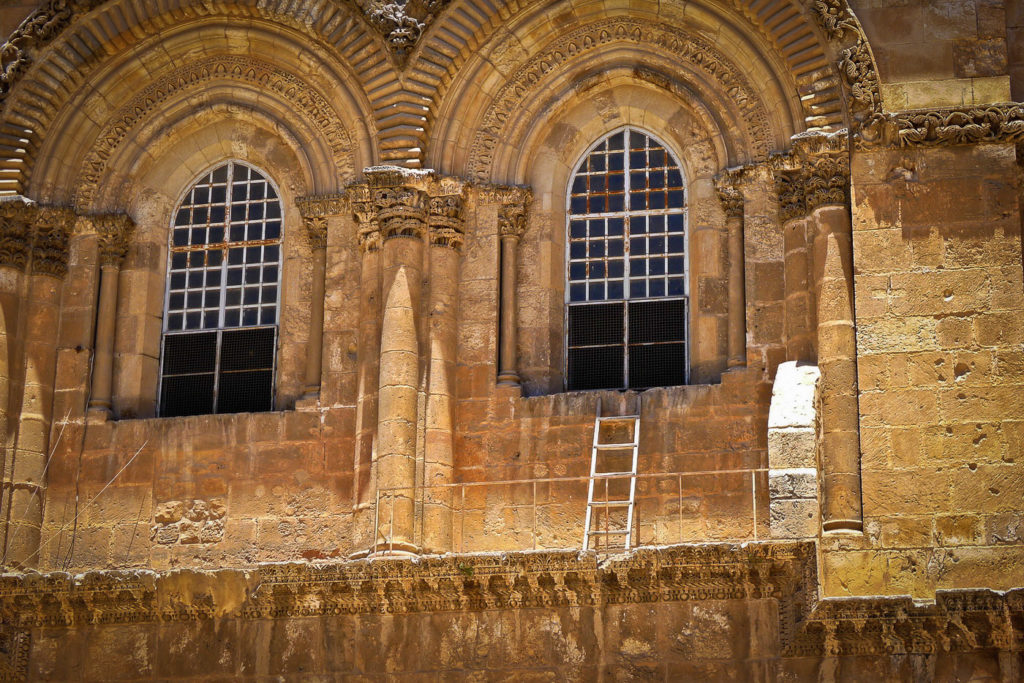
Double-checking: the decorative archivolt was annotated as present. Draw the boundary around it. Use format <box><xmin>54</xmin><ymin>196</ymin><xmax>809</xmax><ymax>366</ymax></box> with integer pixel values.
<box><xmin>74</xmin><ymin>56</ymin><xmax>356</xmax><ymax>210</ymax></box>
<box><xmin>466</xmin><ymin>18</ymin><xmax>774</xmax><ymax>181</ymax></box>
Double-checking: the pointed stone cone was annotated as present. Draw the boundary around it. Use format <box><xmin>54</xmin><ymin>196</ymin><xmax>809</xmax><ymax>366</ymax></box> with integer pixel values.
<box><xmin>374</xmin><ymin>265</ymin><xmax>419</xmax><ymax>554</ymax></box>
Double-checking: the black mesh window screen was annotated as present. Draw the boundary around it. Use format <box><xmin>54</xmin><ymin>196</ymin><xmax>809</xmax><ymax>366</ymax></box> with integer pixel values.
<box><xmin>159</xmin><ymin>162</ymin><xmax>282</xmax><ymax>417</ymax></box>
<box><xmin>566</xmin><ymin>128</ymin><xmax>688</xmax><ymax>391</ymax></box>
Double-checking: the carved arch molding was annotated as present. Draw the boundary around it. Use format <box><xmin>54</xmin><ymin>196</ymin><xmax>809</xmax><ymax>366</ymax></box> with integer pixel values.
<box><xmin>0</xmin><ymin>0</ymin><xmax>883</xmax><ymax>192</ymax></box>
<box><xmin>74</xmin><ymin>55</ymin><xmax>356</xmax><ymax>210</ymax></box>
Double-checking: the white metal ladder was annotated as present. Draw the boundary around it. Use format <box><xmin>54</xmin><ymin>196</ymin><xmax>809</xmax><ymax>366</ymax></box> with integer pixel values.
<box><xmin>583</xmin><ymin>396</ymin><xmax>640</xmax><ymax>551</ymax></box>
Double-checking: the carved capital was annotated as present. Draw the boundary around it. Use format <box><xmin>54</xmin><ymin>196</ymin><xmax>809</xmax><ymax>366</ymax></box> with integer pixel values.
<box><xmin>713</xmin><ymin>171</ymin><xmax>745</xmax><ymax>219</ymax></box>
<box><xmin>775</xmin><ymin>170</ymin><xmax>809</xmax><ymax>224</ymax></box>
<box><xmin>0</xmin><ymin>196</ymin><xmax>36</xmax><ymax>271</ymax></box>
<box><xmin>347</xmin><ymin>184</ymin><xmax>380</xmax><ymax>254</ymax></box>
<box><xmin>296</xmin><ymin>194</ymin><xmax>345</xmax><ymax>250</ymax></box>
<box><xmin>490</xmin><ymin>186</ymin><xmax>532</xmax><ymax>240</ymax></box>
<box><xmin>31</xmin><ymin>206</ymin><xmax>76</xmax><ymax>279</ymax></box>
<box><xmin>428</xmin><ymin>177</ymin><xmax>467</xmax><ymax>250</ymax></box>
<box><xmin>793</xmin><ymin>131</ymin><xmax>850</xmax><ymax>213</ymax></box>
<box><xmin>366</xmin><ymin>166</ymin><xmax>432</xmax><ymax>242</ymax></box>
<box><xmin>90</xmin><ymin>213</ymin><xmax>135</xmax><ymax>267</ymax></box>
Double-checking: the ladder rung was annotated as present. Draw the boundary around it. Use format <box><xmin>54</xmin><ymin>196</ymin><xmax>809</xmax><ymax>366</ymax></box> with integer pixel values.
<box><xmin>595</xmin><ymin>442</ymin><xmax>636</xmax><ymax>449</ymax></box>
<box><xmin>588</xmin><ymin>529</ymin><xmax>630</xmax><ymax>535</ymax></box>
<box><xmin>597</xmin><ymin>415</ymin><xmax>639</xmax><ymax>422</ymax></box>
<box><xmin>587</xmin><ymin>500</ymin><xmax>632</xmax><ymax>506</ymax></box>
<box><xmin>592</xmin><ymin>471</ymin><xmax>634</xmax><ymax>477</ymax></box>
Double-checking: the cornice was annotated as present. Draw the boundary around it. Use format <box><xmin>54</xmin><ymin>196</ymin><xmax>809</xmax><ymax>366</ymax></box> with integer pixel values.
<box><xmin>859</xmin><ymin>103</ymin><xmax>1024</xmax><ymax>149</ymax></box>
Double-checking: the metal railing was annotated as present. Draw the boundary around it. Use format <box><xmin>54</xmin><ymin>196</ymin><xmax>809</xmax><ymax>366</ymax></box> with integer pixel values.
<box><xmin>373</xmin><ymin>468</ymin><xmax>769</xmax><ymax>555</ymax></box>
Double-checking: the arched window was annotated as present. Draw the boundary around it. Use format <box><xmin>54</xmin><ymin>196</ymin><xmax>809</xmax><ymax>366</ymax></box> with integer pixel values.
<box><xmin>566</xmin><ymin>128</ymin><xmax>688</xmax><ymax>391</ymax></box>
<box><xmin>159</xmin><ymin>162</ymin><xmax>283</xmax><ymax>417</ymax></box>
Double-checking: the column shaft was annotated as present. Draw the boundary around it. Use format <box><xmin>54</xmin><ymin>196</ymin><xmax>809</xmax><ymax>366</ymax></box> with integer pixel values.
<box><xmin>88</xmin><ymin>264</ymin><xmax>119</xmax><ymax>411</ymax></box>
<box><xmin>375</xmin><ymin>235</ymin><xmax>423</xmax><ymax>554</ymax></box>
<box><xmin>726</xmin><ymin>213</ymin><xmax>746</xmax><ymax>367</ymax></box>
<box><xmin>303</xmin><ymin>246</ymin><xmax>327</xmax><ymax>396</ymax></box>
<box><xmin>813</xmin><ymin>203</ymin><xmax>863</xmax><ymax>533</ymax></box>
<box><xmin>497</xmin><ymin>234</ymin><xmax>520</xmax><ymax>385</ymax></box>
<box><xmin>783</xmin><ymin>218</ymin><xmax>815</xmax><ymax>362</ymax></box>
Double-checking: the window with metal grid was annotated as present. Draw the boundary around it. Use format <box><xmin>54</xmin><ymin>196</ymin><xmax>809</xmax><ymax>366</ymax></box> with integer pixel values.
<box><xmin>159</xmin><ymin>162</ymin><xmax>282</xmax><ymax>417</ymax></box>
<box><xmin>566</xmin><ymin>128</ymin><xmax>688</xmax><ymax>391</ymax></box>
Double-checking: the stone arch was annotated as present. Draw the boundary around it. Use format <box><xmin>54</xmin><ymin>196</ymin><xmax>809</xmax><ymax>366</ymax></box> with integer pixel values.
<box><xmin>416</xmin><ymin>0</ymin><xmax>881</xmax><ymax>168</ymax></box>
<box><xmin>0</xmin><ymin>1</ymin><xmax>381</xmax><ymax>196</ymax></box>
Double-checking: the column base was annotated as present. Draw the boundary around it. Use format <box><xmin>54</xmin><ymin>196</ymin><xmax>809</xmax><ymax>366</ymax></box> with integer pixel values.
<box><xmin>496</xmin><ymin>371</ymin><xmax>520</xmax><ymax>386</ymax></box>
<box><xmin>86</xmin><ymin>406</ymin><xmax>111</xmax><ymax>424</ymax></box>
<box><xmin>367</xmin><ymin>540</ymin><xmax>421</xmax><ymax>557</ymax></box>
<box><xmin>822</xmin><ymin>519</ymin><xmax>864</xmax><ymax>533</ymax></box>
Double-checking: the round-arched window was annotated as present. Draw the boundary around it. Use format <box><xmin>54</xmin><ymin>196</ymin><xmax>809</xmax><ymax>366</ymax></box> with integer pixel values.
<box><xmin>159</xmin><ymin>161</ymin><xmax>283</xmax><ymax>416</ymax></box>
<box><xmin>565</xmin><ymin>128</ymin><xmax>688</xmax><ymax>390</ymax></box>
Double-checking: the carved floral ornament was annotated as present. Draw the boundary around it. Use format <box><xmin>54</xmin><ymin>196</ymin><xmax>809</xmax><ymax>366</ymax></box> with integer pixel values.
<box><xmin>493</xmin><ymin>187</ymin><xmax>532</xmax><ymax>240</ymax></box>
<box><xmin>90</xmin><ymin>212</ymin><xmax>135</xmax><ymax>266</ymax></box>
<box><xmin>0</xmin><ymin>197</ymin><xmax>76</xmax><ymax>277</ymax></box>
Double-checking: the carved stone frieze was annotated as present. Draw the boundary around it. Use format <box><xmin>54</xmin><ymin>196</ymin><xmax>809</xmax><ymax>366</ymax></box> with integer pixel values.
<box><xmin>839</xmin><ymin>39</ymin><xmax>880</xmax><ymax>122</ymax></box>
<box><xmin>297</xmin><ymin>194</ymin><xmax>347</xmax><ymax>250</ymax></box>
<box><xmin>0</xmin><ymin>196</ymin><xmax>36</xmax><ymax>271</ymax></box>
<box><xmin>90</xmin><ymin>212</ymin><xmax>135</xmax><ymax>267</ymax></box>
<box><xmin>31</xmin><ymin>206</ymin><xmax>76</xmax><ymax>279</ymax></box>
<box><xmin>0</xmin><ymin>543</ymin><xmax>814</xmax><ymax>626</ymax></box>
<box><xmin>75</xmin><ymin>56</ymin><xmax>355</xmax><ymax>209</ymax></box>
<box><xmin>860</xmin><ymin>103</ymin><xmax>1024</xmax><ymax>149</ymax></box>
<box><xmin>468</xmin><ymin>19</ymin><xmax>772</xmax><ymax>180</ymax></box>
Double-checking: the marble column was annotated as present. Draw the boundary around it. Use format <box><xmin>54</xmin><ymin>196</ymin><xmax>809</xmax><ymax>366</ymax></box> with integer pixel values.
<box><xmin>0</xmin><ymin>197</ymin><xmax>32</xmax><ymax>565</ymax></box>
<box><xmin>296</xmin><ymin>195</ymin><xmax>345</xmax><ymax>400</ymax></box>
<box><xmin>715</xmin><ymin>176</ymin><xmax>747</xmax><ymax>368</ymax></box>
<box><xmin>5</xmin><ymin>206</ymin><xmax>74</xmax><ymax>567</ymax></box>
<box><xmin>369</xmin><ymin>167</ymin><xmax>430</xmax><ymax>555</ymax></box>
<box><xmin>88</xmin><ymin>213</ymin><xmax>134</xmax><ymax>413</ymax></box>
<box><xmin>422</xmin><ymin>179</ymin><xmax>465</xmax><ymax>553</ymax></box>
<box><xmin>800</xmin><ymin>135</ymin><xmax>863</xmax><ymax>534</ymax></box>
<box><xmin>350</xmin><ymin>184</ymin><xmax>381</xmax><ymax>554</ymax></box>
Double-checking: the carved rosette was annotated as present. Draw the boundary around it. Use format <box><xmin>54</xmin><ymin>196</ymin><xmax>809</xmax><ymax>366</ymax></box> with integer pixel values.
<box><xmin>296</xmin><ymin>194</ymin><xmax>346</xmax><ymax>250</ymax></box>
<box><xmin>493</xmin><ymin>186</ymin><xmax>532</xmax><ymax>240</ymax></box>
<box><xmin>91</xmin><ymin>213</ymin><xmax>135</xmax><ymax>267</ymax></box>
<box><xmin>31</xmin><ymin>207</ymin><xmax>76</xmax><ymax>279</ymax></box>
<box><xmin>427</xmin><ymin>178</ymin><xmax>467</xmax><ymax>250</ymax></box>
<box><xmin>348</xmin><ymin>184</ymin><xmax>380</xmax><ymax>253</ymax></box>
<box><xmin>366</xmin><ymin>166</ymin><xmax>431</xmax><ymax>242</ymax></box>
<box><xmin>0</xmin><ymin>196</ymin><xmax>36</xmax><ymax>270</ymax></box>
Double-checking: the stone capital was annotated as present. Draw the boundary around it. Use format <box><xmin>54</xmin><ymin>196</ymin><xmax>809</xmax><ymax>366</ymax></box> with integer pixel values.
<box><xmin>791</xmin><ymin>131</ymin><xmax>850</xmax><ymax>213</ymax></box>
<box><xmin>0</xmin><ymin>196</ymin><xmax>36</xmax><ymax>271</ymax></box>
<box><xmin>297</xmin><ymin>194</ymin><xmax>346</xmax><ymax>250</ymax></box>
<box><xmin>490</xmin><ymin>186</ymin><xmax>532</xmax><ymax>240</ymax></box>
<box><xmin>347</xmin><ymin>184</ymin><xmax>380</xmax><ymax>253</ymax></box>
<box><xmin>31</xmin><ymin>206</ymin><xmax>76</xmax><ymax>279</ymax></box>
<box><xmin>366</xmin><ymin>167</ymin><xmax>430</xmax><ymax>242</ymax></box>
<box><xmin>427</xmin><ymin>178</ymin><xmax>467</xmax><ymax>250</ymax></box>
<box><xmin>90</xmin><ymin>212</ymin><xmax>135</xmax><ymax>267</ymax></box>
<box><xmin>713</xmin><ymin>171</ymin><xmax>745</xmax><ymax>219</ymax></box>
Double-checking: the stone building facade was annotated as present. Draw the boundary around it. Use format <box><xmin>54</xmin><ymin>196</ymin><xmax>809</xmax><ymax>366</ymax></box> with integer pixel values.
<box><xmin>0</xmin><ymin>0</ymin><xmax>1021</xmax><ymax>679</ymax></box>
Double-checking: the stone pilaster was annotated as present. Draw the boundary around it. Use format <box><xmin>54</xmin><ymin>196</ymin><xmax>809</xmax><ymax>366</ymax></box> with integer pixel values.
<box><xmin>495</xmin><ymin>186</ymin><xmax>531</xmax><ymax>386</ymax></box>
<box><xmin>296</xmin><ymin>194</ymin><xmax>345</xmax><ymax>400</ymax></box>
<box><xmin>88</xmin><ymin>212</ymin><xmax>134</xmax><ymax>413</ymax></box>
